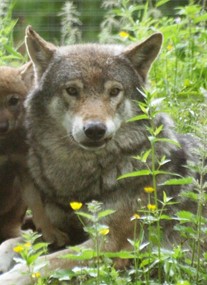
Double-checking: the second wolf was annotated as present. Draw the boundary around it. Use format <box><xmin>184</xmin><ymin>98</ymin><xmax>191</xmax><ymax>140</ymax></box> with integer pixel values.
<box><xmin>0</xmin><ymin>63</ymin><xmax>34</xmax><ymax>242</ymax></box>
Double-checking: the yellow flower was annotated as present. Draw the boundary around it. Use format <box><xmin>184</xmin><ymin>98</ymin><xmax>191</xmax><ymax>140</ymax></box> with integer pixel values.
<box><xmin>70</xmin><ymin>201</ymin><xmax>83</xmax><ymax>210</ymax></box>
<box><xmin>147</xmin><ymin>204</ymin><xmax>157</xmax><ymax>211</ymax></box>
<box><xmin>13</xmin><ymin>245</ymin><xmax>24</xmax><ymax>253</ymax></box>
<box><xmin>24</xmin><ymin>242</ymin><xmax>31</xmax><ymax>248</ymax></box>
<box><xmin>144</xmin><ymin>186</ymin><xmax>155</xmax><ymax>193</ymax></box>
<box><xmin>130</xmin><ymin>213</ymin><xmax>141</xmax><ymax>221</ymax></box>
<box><xmin>167</xmin><ymin>44</ymin><xmax>173</xmax><ymax>51</ymax></box>
<box><xmin>99</xmin><ymin>228</ymin><xmax>110</xmax><ymax>236</ymax></box>
<box><xmin>32</xmin><ymin>272</ymin><xmax>41</xmax><ymax>279</ymax></box>
<box><xmin>119</xmin><ymin>31</ymin><xmax>129</xmax><ymax>38</ymax></box>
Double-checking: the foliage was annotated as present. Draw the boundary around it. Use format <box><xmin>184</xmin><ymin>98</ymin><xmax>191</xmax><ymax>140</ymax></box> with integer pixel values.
<box><xmin>99</xmin><ymin>0</ymin><xmax>207</xmax><ymax>133</ymax></box>
<box><xmin>0</xmin><ymin>0</ymin><xmax>24</xmax><ymax>65</ymax></box>
<box><xmin>13</xmin><ymin>232</ymin><xmax>48</xmax><ymax>284</ymax></box>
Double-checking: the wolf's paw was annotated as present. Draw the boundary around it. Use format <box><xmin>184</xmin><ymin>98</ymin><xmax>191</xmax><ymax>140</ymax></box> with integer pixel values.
<box><xmin>42</xmin><ymin>228</ymin><xmax>70</xmax><ymax>248</ymax></box>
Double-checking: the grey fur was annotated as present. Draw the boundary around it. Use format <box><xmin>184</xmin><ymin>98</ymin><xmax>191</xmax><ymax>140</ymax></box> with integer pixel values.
<box><xmin>25</xmin><ymin>27</ymin><xmax>197</xmax><ymax>249</ymax></box>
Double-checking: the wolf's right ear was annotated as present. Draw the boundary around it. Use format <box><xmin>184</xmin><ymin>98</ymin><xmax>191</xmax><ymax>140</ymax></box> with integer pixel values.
<box><xmin>123</xmin><ymin>33</ymin><xmax>163</xmax><ymax>82</ymax></box>
<box><xmin>25</xmin><ymin>26</ymin><xmax>56</xmax><ymax>80</ymax></box>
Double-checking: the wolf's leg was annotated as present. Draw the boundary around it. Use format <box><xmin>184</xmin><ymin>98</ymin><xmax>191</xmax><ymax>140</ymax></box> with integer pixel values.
<box><xmin>22</xmin><ymin>180</ymin><xmax>70</xmax><ymax>247</ymax></box>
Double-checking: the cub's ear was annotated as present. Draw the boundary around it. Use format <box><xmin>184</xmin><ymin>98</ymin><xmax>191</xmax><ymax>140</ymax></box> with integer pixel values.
<box><xmin>19</xmin><ymin>61</ymin><xmax>35</xmax><ymax>90</ymax></box>
<box><xmin>123</xmin><ymin>33</ymin><xmax>163</xmax><ymax>81</ymax></box>
<box><xmin>25</xmin><ymin>26</ymin><xmax>56</xmax><ymax>80</ymax></box>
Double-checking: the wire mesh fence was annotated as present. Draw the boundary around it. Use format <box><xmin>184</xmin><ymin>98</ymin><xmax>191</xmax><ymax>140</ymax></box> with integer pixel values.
<box><xmin>12</xmin><ymin>0</ymin><xmax>192</xmax><ymax>45</ymax></box>
<box><xmin>13</xmin><ymin>0</ymin><xmax>103</xmax><ymax>43</ymax></box>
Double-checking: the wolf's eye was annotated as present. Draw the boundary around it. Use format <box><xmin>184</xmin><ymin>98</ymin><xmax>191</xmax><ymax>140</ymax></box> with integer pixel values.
<box><xmin>8</xmin><ymin>95</ymin><xmax>20</xmax><ymax>107</ymax></box>
<box><xmin>109</xmin><ymin>88</ymin><xmax>121</xmax><ymax>97</ymax></box>
<box><xmin>66</xmin><ymin>86</ymin><xmax>79</xmax><ymax>97</ymax></box>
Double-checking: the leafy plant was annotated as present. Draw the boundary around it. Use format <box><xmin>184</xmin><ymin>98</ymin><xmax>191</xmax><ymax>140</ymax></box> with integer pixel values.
<box><xmin>99</xmin><ymin>0</ymin><xmax>207</xmax><ymax>133</ymax></box>
<box><xmin>13</xmin><ymin>232</ymin><xmax>48</xmax><ymax>284</ymax></box>
<box><xmin>59</xmin><ymin>1</ymin><xmax>82</xmax><ymax>45</ymax></box>
<box><xmin>0</xmin><ymin>0</ymin><xmax>24</xmax><ymax>65</ymax></box>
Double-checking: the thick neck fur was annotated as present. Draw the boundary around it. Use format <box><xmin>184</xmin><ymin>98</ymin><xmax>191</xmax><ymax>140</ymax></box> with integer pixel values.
<box><xmin>26</xmin><ymin>95</ymin><xmax>180</xmax><ymax>205</ymax></box>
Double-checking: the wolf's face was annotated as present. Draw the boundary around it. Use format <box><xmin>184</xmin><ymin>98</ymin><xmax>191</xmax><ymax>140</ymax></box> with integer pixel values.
<box><xmin>25</xmin><ymin>27</ymin><xmax>162</xmax><ymax>150</ymax></box>
<box><xmin>0</xmin><ymin>64</ymin><xmax>33</xmax><ymax>137</ymax></box>
<box><xmin>47</xmin><ymin>47</ymin><xmax>147</xmax><ymax>150</ymax></box>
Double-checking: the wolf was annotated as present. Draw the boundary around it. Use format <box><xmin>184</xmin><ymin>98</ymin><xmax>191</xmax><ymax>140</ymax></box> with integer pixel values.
<box><xmin>0</xmin><ymin>63</ymin><xmax>36</xmax><ymax>273</ymax></box>
<box><xmin>0</xmin><ymin>26</ymin><xmax>201</xmax><ymax>284</ymax></box>
<box><xmin>0</xmin><ymin>62</ymin><xmax>34</xmax><ymax>242</ymax></box>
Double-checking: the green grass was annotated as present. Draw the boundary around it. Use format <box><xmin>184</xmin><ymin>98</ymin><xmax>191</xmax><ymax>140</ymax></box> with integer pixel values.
<box><xmin>1</xmin><ymin>0</ymin><xmax>207</xmax><ymax>284</ymax></box>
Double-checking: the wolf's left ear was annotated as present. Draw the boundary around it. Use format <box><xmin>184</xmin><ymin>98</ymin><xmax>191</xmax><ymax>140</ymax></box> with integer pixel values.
<box><xmin>25</xmin><ymin>26</ymin><xmax>56</xmax><ymax>80</ymax></box>
<box><xmin>19</xmin><ymin>62</ymin><xmax>35</xmax><ymax>90</ymax></box>
<box><xmin>123</xmin><ymin>33</ymin><xmax>163</xmax><ymax>81</ymax></box>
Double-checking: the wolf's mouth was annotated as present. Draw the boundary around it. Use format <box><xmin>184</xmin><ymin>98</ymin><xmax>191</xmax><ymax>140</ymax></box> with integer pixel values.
<box><xmin>79</xmin><ymin>141</ymin><xmax>106</xmax><ymax>150</ymax></box>
<box><xmin>78</xmin><ymin>137</ymin><xmax>112</xmax><ymax>151</ymax></box>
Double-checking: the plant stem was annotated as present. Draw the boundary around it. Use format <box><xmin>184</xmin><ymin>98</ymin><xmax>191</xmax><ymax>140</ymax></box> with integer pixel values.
<box><xmin>150</xmin><ymin>113</ymin><xmax>162</xmax><ymax>283</ymax></box>
<box><xmin>195</xmin><ymin>157</ymin><xmax>205</xmax><ymax>284</ymax></box>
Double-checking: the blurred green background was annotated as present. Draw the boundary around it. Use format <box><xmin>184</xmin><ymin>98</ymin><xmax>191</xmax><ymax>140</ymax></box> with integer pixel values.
<box><xmin>13</xmin><ymin>0</ymin><xmax>190</xmax><ymax>45</ymax></box>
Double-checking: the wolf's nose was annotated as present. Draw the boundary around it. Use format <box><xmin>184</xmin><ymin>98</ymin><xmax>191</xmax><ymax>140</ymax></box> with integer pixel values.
<box><xmin>83</xmin><ymin>121</ymin><xmax>107</xmax><ymax>141</ymax></box>
<box><xmin>0</xmin><ymin>121</ymin><xmax>9</xmax><ymax>134</ymax></box>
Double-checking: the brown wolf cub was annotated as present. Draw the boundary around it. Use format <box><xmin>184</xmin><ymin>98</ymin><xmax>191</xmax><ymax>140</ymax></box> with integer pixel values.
<box><xmin>0</xmin><ymin>26</ymin><xmax>201</xmax><ymax>284</ymax></box>
<box><xmin>0</xmin><ymin>63</ymin><xmax>34</xmax><ymax>241</ymax></box>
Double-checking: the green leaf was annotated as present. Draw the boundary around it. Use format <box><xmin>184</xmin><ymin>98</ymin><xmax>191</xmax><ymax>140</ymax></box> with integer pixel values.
<box><xmin>104</xmin><ymin>251</ymin><xmax>135</xmax><ymax>259</ymax></box>
<box><xmin>154</xmin><ymin>137</ymin><xmax>181</xmax><ymax>147</ymax></box>
<box><xmin>156</xmin><ymin>0</ymin><xmax>170</xmax><ymax>8</ymax></box>
<box><xmin>62</xmin><ymin>249</ymin><xmax>95</xmax><ymax>260</ymax></box>
<box><xmin>27</xmin><ymin>253</ymin><xmax>41</xmax><ymax>265</ymax></box>
<box><xmin>176</xmin><ymin>211</ymin><xmax>195</xmax><ymax>222</ymax></box>
<box><xmin>159</xmin><ymin>156</ymin><xmax>171</xmax><ymax>166</ymax></box>
<box><xmin>127</xmin><ymin>114</ymin><xmax>148</xmax><ymax>122</ymax></box>
<box><xmin>160</xmin><ymin>214</ymin><xmax>172</xmax><ymax>220</ymax></box>
<box><xmin>97</xmin><ymin>209</ymin><xmax>116</xmax><ymax>219</ymax></box>
<box><xmin>142</xmin><ymin>149</ymin><xmax>152</xmax><ymax>163</ymax></box>
<box><xmin>194</xmin><ymin>13</ymin><xmax>207</xmax><ymax>23</ymax></box>
<box><xmin>140</xmin><ymin>257</ymin><xmax>152</xmax><ymax>268</ymax></box>
<box><xmin>153</xmin><ymin>170</ymin><xmax>181</xmax><ymax>177</ymax></box>
<box><xmin>118</xmin><ymin>169</ymin><xmax>151</xmax><ymax>180</ymax></box>
<box><xmin>154</xmin><ymin>125</ymin><xmax>163</xmax><ymax>136</ymax></box>
<box><xmin>136</xmin><ymin>87</ymin><xmax>147</xmax><ymax>98</ymax></box>
<box><xmin>32</xmin><ymin>242</ymin><xmax>48</xmax><ymax>251</ymax></box>
<box><xmin>162</xmin><ymin>191</ymin><xmax>174</xmax><ymax>204</ymax></box>
<box><xmin>139</xmin><ymin>104</ymin><xmax>148</xmax><ymax>114</ymax></box>
<box><xmin>150</xmin><ymin>97</ymin><xmax>165</xmax><ymax>106</ymax></box>
<box><xmin>75</xmin><ymin>212</ymin><xmax>93</xmax><ymax>220</ymax></box>
<box><xmin>161</xmin><ymin>177</ymin><xmax>193</xmax><ymax>186</ymax></box>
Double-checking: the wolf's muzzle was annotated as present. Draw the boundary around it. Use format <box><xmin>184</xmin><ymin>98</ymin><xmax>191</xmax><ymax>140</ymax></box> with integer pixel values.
<box><xmin>83</xmin><ymin>121</ymin><xmax>107</xmax><ymax>141</ymax></box>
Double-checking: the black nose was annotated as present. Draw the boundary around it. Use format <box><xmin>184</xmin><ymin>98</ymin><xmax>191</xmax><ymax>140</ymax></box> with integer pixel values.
<box><xmin>83</xmin><ymin>121</ymin><xmax>107</xmax><ymax>141</ymax></box>
<box><xmin>0</xmin><ymin>121</ymin><xmax>9</xmax><ymax>134</ymax></box>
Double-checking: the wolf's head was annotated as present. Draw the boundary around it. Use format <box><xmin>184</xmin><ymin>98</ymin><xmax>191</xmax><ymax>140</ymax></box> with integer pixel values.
<box><xmin>25</xmin><ymin>26</ymin><xmax>162</xmax><ymax>150</ymax></box>
<box><xmin>0</xmin><ymin>63</ymin><xmax>33</xmax><ymax>137</ymax></box>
